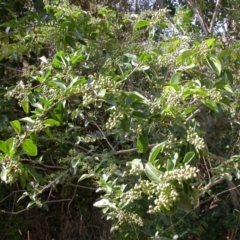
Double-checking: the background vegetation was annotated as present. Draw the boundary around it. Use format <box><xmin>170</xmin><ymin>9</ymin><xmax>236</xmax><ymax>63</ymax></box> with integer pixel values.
<box><xmin>0</xmin><ymin>0</ymin><xmax>240</xmax><ymax>239</ymax></box>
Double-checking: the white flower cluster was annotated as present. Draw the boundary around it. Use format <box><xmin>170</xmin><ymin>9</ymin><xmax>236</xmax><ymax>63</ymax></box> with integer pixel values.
<box><xmin>187</xmin><ymin>127</ymin><xmax>205</xmax><ymax>150</ymax></box>
<box><xmin>116</xmin><ymin>210</ymin><xmax>143</xmax><ymax>227</ymax></box>
<box><xmin>163</xmin><ymin>88</ymin><xmax>183</xmax><ymax>108</ymax></box>
<box><xmin>208</xmin><ymin>88</ymin><xmax>222</xmax><ymax>102</ymax></box>
<box><xmin>120</xmin><ymin>165</ymin><xmax>198</xmax><ymax>214</ymax></box>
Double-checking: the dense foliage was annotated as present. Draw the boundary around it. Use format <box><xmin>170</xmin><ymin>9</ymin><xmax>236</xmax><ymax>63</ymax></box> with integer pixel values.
<box><xmin>0</xmin><ymin>0</ymin><xmax>240</xmax><ymax>239</ymax></box>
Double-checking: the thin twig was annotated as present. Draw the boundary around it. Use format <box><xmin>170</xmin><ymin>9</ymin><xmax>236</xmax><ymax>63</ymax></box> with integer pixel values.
<box><xmin>67</xmin><ymin>183</ymin><xmax>96</xmax><ymax>190</ymax></box>
<box><xmin>1</xmin><ymin>208</ymin><xmax>29</xmax><ymax>215</ymax></box>
<box><xmin>21</xmin><ymin>158</ymin><xmax>66</xmax><ymax>170</ymax></box>
<box><xmin>44</xmin><ymin>199</ymin><xmax>72</xmax><ymax>203</ymax></box>
<box><xmin>92</xmin><ymin>120</ymin><xmax>115</xmax><ymax>151</ymax></box>
<box><xmin>0</xmin><ymin>190</ymin><xmax>28</xmax><ymax>204</ymax></box>
<box><xmin>92</xmin><ymin>143</ymin><xmax>157</xmax><ymax>157</ymax></box>
<box><xmin>0</xmin><ymin>63</ymin><xmax>23</xmax><ymax>72</ymax></box>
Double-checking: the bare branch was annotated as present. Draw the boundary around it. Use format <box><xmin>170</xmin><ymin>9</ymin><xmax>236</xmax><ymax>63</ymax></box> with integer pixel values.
<box><xmin>209</xmin><ymin>0</ymin><xmax>221</xmax><ymax>33</ymax></box>
<box><xmin>1</xmin><ymin>208</ymin><xmax>29</xmax><ymax>215</ymax></box>
<box><xmin>186</xmin><ymin>106</ymin><xmax>204</xmax><ymax>122</ymax></box>
<box><xmin>186</xmin><ymin>0</ymin><xmax>209</xmax><ymax>34</ymax></box>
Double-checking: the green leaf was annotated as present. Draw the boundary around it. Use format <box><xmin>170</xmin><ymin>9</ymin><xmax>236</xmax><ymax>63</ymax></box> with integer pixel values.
<box><xmin>17</xmin><ymin>192</ymin><xmax>29</xmax><ymax>203</ymax></box>
<box><xmin>22</xmin><ymin>139</ymin><xmax>38</xmax><ymax>156</ymax></box>
<box><xmin>145</xmin><ymin>162</ymin><xmax>161</xmax><ymax>183</ymax></box>
<box><xmin>27</xmin><ymin>201</ymin><xmax>36</xmax><ymax>209</ymax></box>
<box><xmin>178</xmin><ymin>192</ymin><xmax>192</xmax><ymax>212</ymax></box>
<box><xmin>71</xmin><ymin>158</ymin><xmax>79</xmax><ymax>168</ymax></box>
<box><xmin>122</xmin><ymin>91</ymin><xmax>149</xmax><ymax>104</ymax></box>
<box><xmin>214</xmin><ymin>81</ymin><xmax>233</xmax><ymax>93</ymax></box>
<box><xmin>6</xmin><ymin>137</ymin><xmax>15</xmax><ymax>157</ymax></box>
<box><xmin>0</xmin><ymin>140</ymin><xmax>8</xmax><ymax>155</ymax></box>
<box><xmin>70</xmin><ymin>31</ymin><xmax>87</xmax><ymax>45</ymax></box>
<box><xmin>221</xmin><ymin>69</ymin><xmax>233</xmax><ymax>84</ymax></box>
<box><xmin>155</xmin><ymin>156</ymin><xmax>169</xmax><ymax>168</ymax></box>
<box><xmin>223</xmin><ymin>172</ymin><xmax>232</xmax><ymax>181</ymax></box>
<box><xmin>134</xmin><ymin>20</ymin><xmax>150</xmax><ymax>30</ymax></box>
<box><xmin>53</xmin><ymin>102</ymin><xmax>64</xmax><ymax>124</ymax></box>
<box><xmin>0</xmin><ymin>169</ymin><xmax>8</xmax><ymax>182</ymax></box>
<box><xmin>183</xmin><ymin>152</ymin><xmax>195</xmax><ymax>165</ymax></box>
<box><xmin>78</xmin><ymin>173</ymin><xmax>94</xmax><ymax>182</ymax></box>
<box><xmin>183</xmin><ymin>87</ymin><xmax>208</xmax><ymax>98</ymax></box>
<box><xmin>93</xmin><ymin>199</ymin><xmax>115</xmax><ymax>208</ymax></box>
<box><xmin>96</xmin><ymin>89</ymin><xmax>106</xmax><ymax>97</ymax></box>
<box><xmin>44</xmin><ymin>128</ymin><xmax>54</xmax><ymax>139</ymax></box>
<box><xmin>42</xmin><ymin>119</ymin><xmax>60</xmax><ymax>127</ymax></box>
<box><xmin>68</xmin><ymin>76</ymin><xmax>86</xmax><ymax>88</ymax></box>
<box><xmin>120</xmin><ymin>116</ymin><xmax>130</xmax><ymax>132</ymax></box>
<box><xmin>65</xmin><ymin>35</ymin><xmax>76</xmax><ymax>49</ymax></box>
<box><xmin>171</xmin><ymin>72</ymin><xmax>182</xmax><ymax>83</ymax></box>
<box><xmin>191</xmin><ymin>188</ymin><xmax>199</xmax><ymax>206</ymax></box>
<box><xmin>207</xmin><ymin>54</ymin><xmax>221</xmax><ymax>75</ymax></box>
<box><xmin>24</xmin><ymin>164</ymin><xmax>43</xmax><ymax>183</ymax></box>
<box><xmin>20</xmin><ymin>117</ymin><xmax>35</xmax><ymax>124</ymax></box>
<box><xmin>171</xmin><ymin>152</ymin><xmax>179</xmax><ymax>169</ymax></box>
<box><xmin>31</xmin><ymin>102</ymin><xmax>43</xmax><ymax>110</ymax></box>
<box><xmin>218</xmin><ymin>49</ymin><xmax>232</xmax><ymax>61</ymax></box>
<box><xmin>124</xmin><ymin>53</ymin><xmax>138</xmax><ymax>62</ymax></box>
<box><xmin>201</xmin><ymin>99</ymin><xmax>218</xmax><ymax>112</ymax></box>
<box><xmin>42</xmin><ymin>202</ymin><xmax>49</xmax><ymax>211</ymax></box>
<box><xmin>10</xmin><ymin>120</ymin><xmax>22</xmax><ymax>134</ymax></box>
<box><xmin>167</xmin><ymin>158</ymin><xmax>174</xmax><ymax>171</ymax></box>
<box><xmin>182</xmin><ymin>180</ymin><xmax>190</xmax><ymax>194</ymax></box>
<box><xmin>177</xmin><ymin>50</ymin><xmax>196</xmax><ymax>64</ymax></box>
<box><xmin>19</xmin><ymin>170</ymin><xmax>28</xmax><ymax>188</ymax></box>
<box><xmin>164</xmin><ymin>83</ymin><xmax>181</xmax><ymax>91</ymax></box>
<box><xmin>149</xmin><ymin>142</ymin><xmax>165</xmax><ymax>163</ymax></box>
<box><xmin>137</xmin><ymin>132</ymin><xmax>149</xmax><ymax>153</ymax></box>
<box><xmin>22</xmin><ymin>101</ymin><xmax>29</xmax><ymax>114</ymax></box>
<box><xmin>205</xmin><ymin>38</ymin><xmax>216</xmax><ymax>47</ymax></box>
<box><xmin>131</xmin><ymin>110</ymin><xmax>148</xmax><ymax>119</ymax></box>
<box><xmin>51</xmin><ymin>80</ymin><xmax>66</xmax><ymax>90</ymax></box>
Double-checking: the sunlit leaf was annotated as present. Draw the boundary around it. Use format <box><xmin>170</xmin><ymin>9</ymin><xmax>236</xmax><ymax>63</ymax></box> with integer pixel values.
<box><xmin>214</xmin><ymin>81</ymin><xmax>233</xmax><ymax>93</ymax></box>
<box><xmin>22</xmin><ymin>101</ymin><xmax>29</xmax><ymax>114</ymax></box>
<box><xmin>10</xmin><ymin>120</ymin><xmax>21</xmax><ymax>134</ymax></box>
<box><xmin>205</xmin><ymin>38</ymin><xmax>216</xmax><ymax>47</ymax></box>
<box><xmin>6</xmin><ymin>137</ymin><xmax>15</xmax><ymax>157</ymax></box>
<box><xmin>145</xmin><ymin>162</ymin><xmax>161</xmax><ymax>183</ymax></box>
<box><xmin>42</xmin><ymin>119</ymin><xmax>60</xmax><ymax>127</ymax></box>
<box><xmin>0</xmin><ymin>169</ymin><xmax>8</xmax><ymax>182</ymax></box>
<box><xmin>201</xmin><ymin>99</ymin><xmax>218</xmax><ymax>112</ymax></box>
<box><xmin>183</xmin><ymin>152</ymin><xmax>195</xmax><ymax>164</ymax></box>
<box><xmin>78</xmin><ymin>173</ymin><xmax>94</xmax><ymax>182</ymax></box>
<box><xmin>171</xmin><ymin>72</ymin><xmax>182</xmax><ymax>83</ymax></box>
<box><xmin>207</xmin><ymin>54</ymin><xmax>221</xmax><ymax>75</ymax></box>
<box><xmin>94</xmin><ymin>199</ymin><xmax>116</xmax><ymax>208</ymax></box>
<box><xmin>0</xmin><ymin>140</ymin><xmax>8</xmax><ymax>155</ymax></box>
<box><xmin>149</xmin><ymin>142</ymin><xmax>165</xmax><ymax>163</ymax></box>
<box><xmin>22</xmin><ymin>139</ymin><xmax>38</xmax><ymax>156</ymax></box>
<box><xmin>134</xmin><ymin>20</ymin><xmax>150</xmax><ymax>30</ymax></box>
<box><xmin>177</xmin><ymin>49</ymin><xmax>196</xmax><ymax>64</ymax></box>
